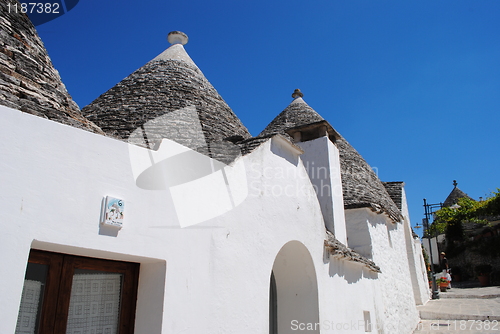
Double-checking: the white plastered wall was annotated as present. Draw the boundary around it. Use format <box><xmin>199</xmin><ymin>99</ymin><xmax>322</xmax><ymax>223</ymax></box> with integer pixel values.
<box><xmin>400</xmin><ymin>187</ymin><xmax>430</xmax><ymax>305</ymax></box>
<box><xmin>0</xmin><ymin>105</ymin><xmax>422</xmax><ymax>333</ymax></box>
<box><xmin>298</xmin><ymin>136</ymin><xmax>347</xmax><ymax>244</ymax></box>
<box><xmin>345</xmin><ymin>208</ymin><xmax>420</xmax><ymax>334</ymax></box>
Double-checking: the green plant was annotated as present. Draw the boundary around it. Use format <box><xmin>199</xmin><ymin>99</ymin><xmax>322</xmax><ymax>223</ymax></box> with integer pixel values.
<box><xmin>422</xmin><ymin>247</ymin><xmax>432</xmax><ymax>282</ymax></box>
<box><xmin>436</xmin><ymin>277</ymin><xmax>449</xmax><ymax>285</ymax></box>
<box><xmin>431</xmin><ymin>190</ymin><xmax>500</xmax><ymax>243</ymax></box>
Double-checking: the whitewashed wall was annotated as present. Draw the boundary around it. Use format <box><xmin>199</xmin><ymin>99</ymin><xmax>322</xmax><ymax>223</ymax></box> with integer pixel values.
<box><xmin>298</xmin><ymin>136</ymin><xmax>347</xmax><ymax>244</ymax></box>
<box><xmin>0</xmin><ymin>105</ymin><xmax>422</xmax><ymax>333</ymax></box>
<box><xmin>400</xmin><ymin>187</ymin><xmax>430</xmax><ymax>305</ymax></box>
<box><xmin>345</xmin><ymin>208</ymin><xmax>421</xmax><ymax>334</ymax></box>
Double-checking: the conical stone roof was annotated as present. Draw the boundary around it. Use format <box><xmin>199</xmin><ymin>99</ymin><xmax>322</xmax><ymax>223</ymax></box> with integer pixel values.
<box><xmin>337</xmin><ymin>137</ymin><xmax>402</xmax><ymax>222</ymax></box>
<box><xmin>0</xmin><ymin>0</ymin><xmax>103</xmax><ymax>134</ymax></box>
<box><xmin>82</xmin><ymin>31</ymin><xmax>250</xmax><ymax>163</ymax></box>
<box><xmin>259</xmin><ymin>91</ymin><xmax>325</xmax><ymax>137</ymax></box>
<box><xmin>258</xmin><ymin>90</ymin><xmax>402</xmax><ymax>222</ymax></box>
<box><xmin>443</xmin><ymin>180</ymin><xmax>474</xmax><ymax>207</ymax></box>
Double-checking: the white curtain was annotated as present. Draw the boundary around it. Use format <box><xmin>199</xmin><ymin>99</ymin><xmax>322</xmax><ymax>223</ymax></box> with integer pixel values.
<box><xmin>66</xmin><ymin>273</ymin><xmax>122</xmax><ymax>334</ymax></box>
<box><xmin>15</xmin><ymin>280</ymin><xmax>42</xmax><ymax>334</ymax></box>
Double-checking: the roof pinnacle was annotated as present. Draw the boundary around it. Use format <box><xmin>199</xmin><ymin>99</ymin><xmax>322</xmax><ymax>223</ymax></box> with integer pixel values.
<box><xmin>167</xmin><ymin>31</ymin><xmax>188</xmax><ymax>45</ymax></box>
<box><xmin>453</xmin><ymin>180</ymin><xmax>458</xmax><ymax>188</ymax></box>
<box><xmin>292</xmin><ymin>89</ymin><xmax>303</xmax><ymax>99</ymax></box>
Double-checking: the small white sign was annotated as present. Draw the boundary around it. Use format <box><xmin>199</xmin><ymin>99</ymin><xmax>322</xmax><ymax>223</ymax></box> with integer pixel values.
<box><xmin>102</xmin><ymin>196</ymin><xmax>124</xmax><ymax>228</ymax></box>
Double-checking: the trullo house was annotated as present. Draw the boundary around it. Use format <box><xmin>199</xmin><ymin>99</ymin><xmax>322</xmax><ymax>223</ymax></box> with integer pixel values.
<box><xmin>0</xmin><ymin>2</ymin><xmax>429</xmax><ymax>333</ymax></box>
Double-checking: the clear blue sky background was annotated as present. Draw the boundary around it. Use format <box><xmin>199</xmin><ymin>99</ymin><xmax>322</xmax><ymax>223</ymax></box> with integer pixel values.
<box><xmin>35</xmin><ymin>0</ymin><xmax>500</xmax><ymax>236</ymax></box>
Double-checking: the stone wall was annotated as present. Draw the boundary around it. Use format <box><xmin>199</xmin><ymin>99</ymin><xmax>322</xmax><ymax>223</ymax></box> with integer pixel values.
<box><xmin>448</xmin><ymin>250</ymin><xmax>500</xmax><ymax>283</ymax></box>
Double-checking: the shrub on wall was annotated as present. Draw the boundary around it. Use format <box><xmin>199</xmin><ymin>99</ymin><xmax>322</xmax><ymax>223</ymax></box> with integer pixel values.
<box><xmin>433</xmin><ymin>190</ymin><xmax>500</xmax><ymax>241</ymax></box>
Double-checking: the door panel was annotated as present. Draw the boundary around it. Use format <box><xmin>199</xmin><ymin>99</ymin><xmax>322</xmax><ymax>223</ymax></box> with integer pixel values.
<box><xmin>16</xmin><ymin>250</ymin><xmax>139</xmax><ymax>334</ymax></box>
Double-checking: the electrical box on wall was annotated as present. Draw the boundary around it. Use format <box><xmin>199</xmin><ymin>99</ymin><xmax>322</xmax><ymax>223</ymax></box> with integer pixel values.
<box><xmin>101</xmin><ymin>196</ymin><xmax>124</xmax><ymax>229</ymax></box>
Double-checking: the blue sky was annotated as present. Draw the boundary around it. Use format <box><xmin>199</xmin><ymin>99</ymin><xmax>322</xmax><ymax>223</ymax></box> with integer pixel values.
<box><xmin>35</xmin><ymin>0</ymin><xmax>500</xmax><ymax>235</ymax></box>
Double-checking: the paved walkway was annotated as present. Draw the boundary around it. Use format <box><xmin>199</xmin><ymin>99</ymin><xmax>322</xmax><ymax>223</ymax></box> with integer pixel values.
<box><xmin>413</xmin><ymin>283</ymin><xmax>500</xmax><ymax>334</ymax></box>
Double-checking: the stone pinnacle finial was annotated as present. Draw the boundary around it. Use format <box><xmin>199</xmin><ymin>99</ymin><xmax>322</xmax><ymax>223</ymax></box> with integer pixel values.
<box><xmin>292</xmin><ymin>88</ymin><xmax>304</xmax><ymax>99</ymax></box>
<box><xmin>453</xmin><ymin>180</ymin><xmax>458</xmax><ymax>187</ymax></box>
<box><xmin>168</xmin><ymin>31</ymin><xmax>188</xmax><ymax>45</ymax></box>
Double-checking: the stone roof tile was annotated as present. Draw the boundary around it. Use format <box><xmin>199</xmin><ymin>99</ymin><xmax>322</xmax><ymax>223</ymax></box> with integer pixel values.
<box><xmin>337</xmin><ymin>137</ymin><xmax>402</xmax><ymax>222</ymax></box>
<box><xmin>259</xmin><ymin>95</ymin><xmax>325</xmax><ymax>137</ymax></box>
<box><xmin>82</xmin><ymin>32</ymin><xmax>250</xmax><ymax>163</ymax></box>
<box><xmin>325</xmin><ymin>231</ymin><xmax>381</xmax><ymax>273</ymax></box>
<box><xmin>0</xmin><ymin>0</ymin><xmax>103</xmax><ymax>134</ymax></box>
<box><xmin>382</xmin><ymin>182</ymin><xmax>405</xmax><ymax>211</ymax></box>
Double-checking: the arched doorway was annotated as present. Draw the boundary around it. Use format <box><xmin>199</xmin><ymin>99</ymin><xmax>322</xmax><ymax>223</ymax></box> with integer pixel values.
<box><xmin>270</xmin><ymin>241</ymin><xmax>320</xmax><ymax>333</ymax></box>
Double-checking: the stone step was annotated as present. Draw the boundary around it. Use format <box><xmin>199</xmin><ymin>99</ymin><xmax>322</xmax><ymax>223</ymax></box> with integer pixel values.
<box><xmin>439</xmin><ymin>292</ymin><xmax>500</xmax><ymax>299</ymax></box>
<box><xmin>417</xmin><ymin>297</ymin><xmax>500</xmax><ymax>322</ymax></box>
<box><xmin>420</xmin><ymin>311</ymin><xmax>500</xmax><ymax>321</ymax></box>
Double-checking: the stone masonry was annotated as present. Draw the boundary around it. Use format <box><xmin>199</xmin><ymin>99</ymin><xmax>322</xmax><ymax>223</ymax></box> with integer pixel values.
<box><xmin>0</xmin><ymin>0</ymin><xmax>103</xmax><ymax>134</ymax></box>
